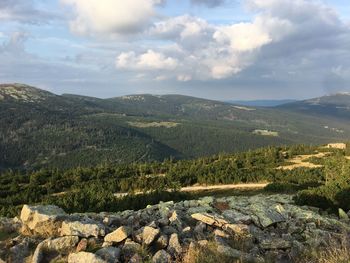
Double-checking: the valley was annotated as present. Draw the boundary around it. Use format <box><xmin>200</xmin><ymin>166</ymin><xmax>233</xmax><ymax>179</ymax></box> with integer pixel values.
<box><xmin>1</xmin><ymin>84</ymin><xmax>350</xmax><ymax>170</ymax></box>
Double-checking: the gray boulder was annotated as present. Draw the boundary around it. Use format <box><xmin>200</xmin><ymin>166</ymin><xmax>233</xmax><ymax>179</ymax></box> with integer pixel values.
<box><xmin>95</xmin><ymin>247</ymin><xmax>121</xmax><ymax>263</ymax></box>
<box><xmin>152</xmin><ymin>250</ymin><xmax>172</xmax><ymax>263</ymax></box>
<box><xmin>68</xmin><ymin>252</ymin><xmax>106</xmax><ymax>263</ymax></box>
<box><xmin>20</xmin><ymin>205</ymin><xmax>67</xmax><ymax>237</ymax></box>
<box><xmin>61</xmin><ymin>220</ymin><xmax>105</xmax><ymax>238</ymax></box>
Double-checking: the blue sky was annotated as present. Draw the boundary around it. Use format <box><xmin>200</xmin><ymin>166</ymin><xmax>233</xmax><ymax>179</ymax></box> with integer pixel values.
<box><xmin>0</xmin><ymin>0</ymin><xmax>350</xmax><ymax>100</ymax></box>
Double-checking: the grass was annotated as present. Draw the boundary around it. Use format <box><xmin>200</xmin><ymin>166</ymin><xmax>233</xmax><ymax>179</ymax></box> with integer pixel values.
<box><xmin>183</xmin><ymin>241</ymin><xmax>241</xmax><ymax>263</ymax></box>
<box><xmin>0</xmin><ymin>230</ymin><xmax>17</xmax><ymax>241</ymax></box>
<box><xmin>296</xmin><ymin>235</ymin><xmax>350</xmax><ymax>263</ymax></box>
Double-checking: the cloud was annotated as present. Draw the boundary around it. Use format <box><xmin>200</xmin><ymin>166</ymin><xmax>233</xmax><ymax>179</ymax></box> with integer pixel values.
<box><xmin>0</xmin><ymin>31</ymin><xmax>29</xmax><ymax>54</ymax></box>
<box><xmin>190</xmin><ymin>0</ymin><xmax>226</xmax><ymax>8</ymax></box>
<box><xmin>61</xmin><ymin>0</ymin><xmax>164</xmax><ymax>35</ymax></box>
<box><xmin>116</xmin><ymin>50</ymin><xmax>178</xmax><ymax>71</ymax></box>
<box><xmin>114</xmin><ymin>0</ymin><xmax>350</xmax><ymax>84</ymax></box>
<box><xmin>0</xmin><ymin>0</ymin><xmax>58</xmax><ymax>24</ymax></box>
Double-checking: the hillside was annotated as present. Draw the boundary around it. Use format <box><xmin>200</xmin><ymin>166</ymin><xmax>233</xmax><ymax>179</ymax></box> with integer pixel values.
<box><xmin>1</xmin><ymin>84</ymin><xmax>350</xmax><ymax>170</ymax></box>
<box><xmin>226</xmin><ymin>99</ymin><xmax>297</xmax><ymax>107</ymax></box>
<box><xmin>277</xmin><ymin>93</ymin><xmax>350</xmax><ymax>120</ymax></box>
<box><xmin>1</xmin><ymin>144</ymin><xmax>350</xmax><ymax>262</ymax></box>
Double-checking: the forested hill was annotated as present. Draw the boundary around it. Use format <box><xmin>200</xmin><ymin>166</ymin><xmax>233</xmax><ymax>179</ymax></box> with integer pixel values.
<box><xmin>277</xmin><ymin>93</ymin><xmax>350</xmax><ymax>120</ymax></box>
<box><xmin>1</xmin><ymin>83</ymin><xmax>350</xmax><ymax>170</ymax></box>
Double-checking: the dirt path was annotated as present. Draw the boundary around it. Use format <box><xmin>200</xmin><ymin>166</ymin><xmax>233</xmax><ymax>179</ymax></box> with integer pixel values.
<box><xmin>180</xmin><ymin>183</ymin><xmax>268</xmax><ymax>192</ymax></box>
<box><xmin>277</xmin><ymin>152</ymin><xmax>331</xmax><ymax>170</ymax></box>
<box><xmin>114</xmin><ymin>183</ymin><xmax>268</xmax><ymax>197</ymax></box>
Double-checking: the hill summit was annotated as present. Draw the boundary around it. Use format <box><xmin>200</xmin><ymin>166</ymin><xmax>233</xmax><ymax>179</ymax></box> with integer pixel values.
<box><xmin>0</xmin><ymin>84</ymin><xmax>56</xmax><ymax>103</ymax></box>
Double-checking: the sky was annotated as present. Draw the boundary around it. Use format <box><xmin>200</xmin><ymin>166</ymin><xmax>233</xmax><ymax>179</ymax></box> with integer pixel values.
<box><xmin>0</xmin><ymin>0</ymin><xmax>350</xmax><ymax>100</ymax></box>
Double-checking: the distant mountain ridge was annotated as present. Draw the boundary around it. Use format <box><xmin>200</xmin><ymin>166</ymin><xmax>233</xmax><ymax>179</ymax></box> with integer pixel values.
<box><xmin>1</xmin><ymin>83</ymin><xmax>350</xmax><ymax>170</ymax></box>
<box><xmin>277</xmin><ymin>93</ymin><xmax>350</xmax><ymax>120</ymax></box>
<box><xmin>226</xmin><ymin>99</ymin><xmax>298</xmax><ymax>107</ymax></box>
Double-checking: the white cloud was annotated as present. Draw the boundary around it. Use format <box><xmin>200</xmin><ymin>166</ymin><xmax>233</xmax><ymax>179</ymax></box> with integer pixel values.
<box><xmin>115</xmin><ymin>0</ymin><xmax>350</xmax><ymax>83</ymax></box>
<box><xmin>116</xmin><ymin>50</ymin><xmax>178</xmax><ymax>71</ymax></box>
<box><xmin>61</xmin><ymin>0</ymin><xmax>163</xmax><ymax>35</ymax></box>
<box><xmin>0</xmin><ymin>0</ymin><xmax>58</xmax><ymax>23</ymax></box>
<box><xmin>190</xmin><ymin>0</ymin><xmax>225</xmax><ymax>8</ymax></box>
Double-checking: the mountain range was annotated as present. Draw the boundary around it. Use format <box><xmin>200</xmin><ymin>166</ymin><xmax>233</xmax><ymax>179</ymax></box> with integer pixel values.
<box><xmin>1</xmin><ymin>83</ymin><xmax>349</xmax><ymax>170</ymax></box>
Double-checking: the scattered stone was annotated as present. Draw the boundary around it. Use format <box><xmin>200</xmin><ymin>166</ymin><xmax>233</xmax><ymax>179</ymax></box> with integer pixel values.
<box><xmin>20</xmin><ymin>205</ymin><xmax>66</xmax><ymax>237</ymax></box>
<box><xmin>223</xmin><ymin>223</ymin><xmax>250</xmax><ymax>236</ymax></box>
<box><xmin>9</xmin><ymin>238</ymin><xmax>30</xmax><ymax>263</ymax></box>
<box><xmin>104</xmin><ymin>226</ymin><xmax>131</xmax><ymax>243</ymax></box>
<box><xmin>214</xmin><ymin>229</ymin><xmax>229</xmax><ymax>238</ymax></box>
<box><xmin>152</xmin><ymin>249</ymin><xmax>172</xmax><ymax>263</ymax></box>
<box><xmin>76</xmin><ymin>238</ymin><xmax>88</xmax><ymax>252</ymax></box>
<box><xmin>142</xmin><ymin>226</ymin><xmax>160</xmax><ymax>245</ymax></box>
<box><xmin>32</xmin><ymin>236</ymin><xmax>79</xmax><ymax>263</ymax></box>
<box><xmin>155</xmin><ymin>234</ymin><xmax>168</xmax><ymax>249</ymax></box>
<box><xmin>191</xmin><ymin>213</ymin><xmax>228</xmax><ymax>227</ymax></box>
<box><xmin>68</xmin><ymin>252</ymin><xmax>106</xmax><ymax>263</ymax></box>
<box><xmin>222</xmin><ymin>210</ymin><xmax>252</xmax><ymax>224</ymax></box>
<box><xmin>260</xmin><ymin>238</ymin><xmax>292</xmax><ymax>250</ymax></box>
<box><xmin>167</xmin><ymin>233</ymin><xmax>182</xmax><ymax>256</ymax></box>
<box><xmin>95</xmin><ymin>247</ymin><xmax>121</xmax><ymax>263</ymax></box>
<box><xmin>61</xmin><ymin>220</ymin><xmax>105</xmax><ymax>238</ymax></box>
<box><xmin>129</xmin><ymin>253</ymin><xmax>143</xmax><ymax>263</ymax></box>
<box><xmin>217</xmin><ymin>245</ymin><xmax>241</xmax><ymax>258</ymax></box>
<box><xmin>249</xmin><ymin>203</ymin><xmax>286</xmax><ymax>228</ymax></box>
<box><xmin>122</xmin><ymin>240</ymin><xmax>142</xmax><ymax>259</ymax></box>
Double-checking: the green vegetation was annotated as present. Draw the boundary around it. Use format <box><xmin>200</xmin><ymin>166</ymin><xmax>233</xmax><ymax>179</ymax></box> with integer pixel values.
<box><xmin>295</xmin><ymin>154</ymin><xmax>350</xmax><ymax>211</ymax></box>
<box><xmin>0</xmin><ymin>143</ymin><xmax>338</xmax><ymax>217</ymax></box>
<box><xmin>1</xmin><ymin>84</ymin><xmax>350</xmax><ymax>170</ymax></box>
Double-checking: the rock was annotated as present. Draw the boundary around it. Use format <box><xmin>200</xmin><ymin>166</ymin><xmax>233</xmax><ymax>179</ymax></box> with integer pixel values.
<box><xmin>152</xmin><ymin>250</ymin><xmax>172</xmax><ymax>263</ymax></box>
<box><xmin>9</xmin><ymin>237</ymin><xmax>30</xmax><ymax>263</ymax></box>
<box><xmin>20</xmin><ymin>205</ymin><xmax>67</xmax><ymax>237</ymax></box>
<box><xmin>95</xmin><ymin>247</ymin><xmax>121</xmax><ymax>263</ymax></box>
<box><xmin>169</xmin><ymin>211</ymin><xmax>182</xmax><ymax>230</ymax></box>
<box><xmin>167</xmin><ymin>233</ymin><xmax>182</xmax><ymax>256</ymax></box>
<box><xmin>158</xmin><ymin>201</ymin><xmax>174</xmax><ymax>218</ymax></box>
<box><xmin>68</xmin><ymin>252</ymin><xmax>106</xmax><ymax>263</ymax></box>
<box><xmin>103</xmin><ymin>216</ymin><xmax>121</xmax><ymax>227</ymax></box>
<box><xmin>32</xmin><ymin>236</ymin><xmax>79</xmax><ymax>263</ymax></box>
<box><xmin>155</xmin><ymin>234</ymin><xmax>168</xmax><ymax>249</ymax></box>
<box><xmin>46</xmin><ymin>236</ymin><xmax>80</xmax><ymax>252</ymax></box>
<box><xmin>104</xmin><ymin>226</ymin><xmax>131</xmax><ymax>243</ymax></box>
<box><xmin>183</xmin><ymin>242</ymin><xmax>197</xmax><ymax>263</ymax></box>
<box><xmin>61</xmin><ymin>220</ymin><xmax>105</xmax><ymax>238</ymax></box>
<box><xmin>191</xmin><ymin>213</ymin><xmax>228</xmax><ymax>227</ymax></box>
<box><xmin>222</xmin><ymin>210</ymin><xmax>252</xmax><ymax>224</ymax></box>
<box><xmin>129</xmin><ymin>253</ymin><xmax>143</xmax><ymax>263</ymax></box>
<box><xmin>142</xmin><ymin>226</ymin><xmax>160</xmax><ymax>245</ymax></box>
<box><xmin>214</xmin><ymin>229</ymin><xmax>229</xmax><ymax>238</ymax></box>
<box><xmin>158</xmin><ymin>217</ymin><xmax>169</xmax><ymax>227</ymax></box>
<box><xmin>339</xmin><ymin>208</ymin><xmax>349</xmax><ymax>220</ymax></box>
<box><xmin>260</xmin><ymin>238</ymin><xmax>292</xmax><ymax>250</ymax></box>
<box><xmin>161</xmin><ymin>226</ymin><xmax>177</xmax><ymax>235</ymax></box>
<box><xmin>223</xmin><ymin>223</ymin><xmax>250</xmax><ymax>236</ymax></box>
<box><xmin>122</xmin><ymin>240</ymin><xmax>142</xmax><ymax>258</ymax></box>
<box><xmin>181</xmin><ymin>226</ymin><xmax>192</xmax><ymax>238</ymax></box>
<box><xmin>102</xmin><ymin>241</ymin><xmax>113</xmax><ymax>248</ymax></box>
<box><xmin>76</xmin><ymin>238</ymin><xmax>88</xmax><ymax>252</ymax></box>
<box><xmin>198</xmin><ymin>196</ymin><xmax>214</xmax><ymax>206</ymax></box>
<box><xmin>0</xmin><ymin>217</ymin><xmax>21</xmax><ymax>233</ymax></box>
<box><xmin>249</xmin><ymin>203</ymin><xmax>286</xmax><ymax>228</ymax></box>
<box><xmin>217</xmin><ymin>245</ymin><xmax>241</xmax><ymax>259</ymax></box>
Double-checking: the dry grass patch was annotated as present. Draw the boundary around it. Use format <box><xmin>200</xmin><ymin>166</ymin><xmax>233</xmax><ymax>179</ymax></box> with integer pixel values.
<box><xmin>127</xmin><ymin>121</ymin><xmax>179</xmax><ymax>128</ymax></box>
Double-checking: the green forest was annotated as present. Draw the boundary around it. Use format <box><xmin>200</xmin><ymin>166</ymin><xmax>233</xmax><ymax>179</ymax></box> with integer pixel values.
<box><xmin>2</xmin><ymin>143</ymin><xmax>349</xmax><ymax>218</ymax></box>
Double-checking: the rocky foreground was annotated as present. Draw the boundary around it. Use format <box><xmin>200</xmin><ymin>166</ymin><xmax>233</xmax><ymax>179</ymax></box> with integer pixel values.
<box><xmin>1</xmin><ymin>194</ymin><xmax>350</xmax><ymax>263</ymax></box>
